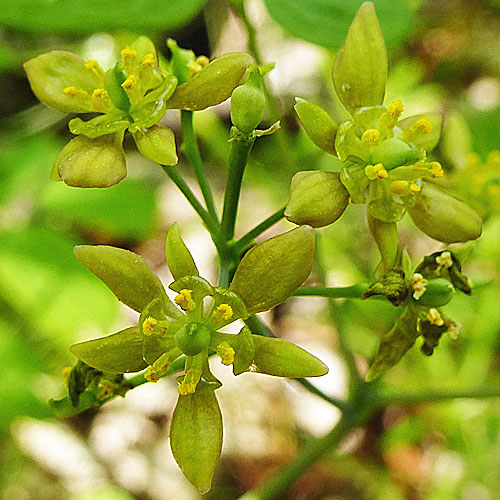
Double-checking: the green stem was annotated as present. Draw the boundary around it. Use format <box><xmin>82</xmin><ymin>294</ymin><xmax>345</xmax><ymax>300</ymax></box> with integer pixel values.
<box><xmin>181</xmin><ymin>110</ymin><xmax>219</xmax><ymax>222</ymax></box>
<box><xmin>237</xmin><ymin>404</ymin><xmax>376</xmax><ymax>500</ymax></box>
<box><xmin>234</xmin><ymin>206</ymin><xmax>285</xmax><ymax>253</ymax></box>
<box><xmin>220</xmin><ymin>134</ymin><xmax>255</xmax><ymax>241</ymax></box>
<box><xmin>294</xmin><ymin>284</ymin><xmax>370</xmax><ymax>299</ymax></box>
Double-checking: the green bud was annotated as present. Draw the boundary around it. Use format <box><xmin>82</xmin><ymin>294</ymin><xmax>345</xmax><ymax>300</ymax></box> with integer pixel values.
<box><xmin>104</xmin><ymin>63</ymin><xmax>130</xmax><ymax>111</ymax></box>
<box><xmin>408</xmin><ymin>183</ymin><xmax>483</xmax><ymax>243</ymax></box>
<box><xmin>251</xmin><ymin>336</ymin><xmax>328</xmax><ymax>377</ymax></box>
<box><xmin>294</xmin><ymin>98</ymin><xmax>338</xmax><ymax>155</ymax></box>
<box><xmin>230</xmin><ymin>226</ymin><xmax>315</xmax><ymax>314</ymax></box>
<box><xmin>367</xmin><ymin>214</ymin><xmax>398</xmax><ymax>273</ymax></box>
<box><xmin>167</xmin><ymin>39</ymin><xmax>195</xmax><ymax>85</ymax></box>
<box><xmin>24</xmin><ymin>50</ymin><xmax>102</xmax><ymax>113</ymax></box>
<box><xmin>74</xmin><ymin>245</ymin><xmax>181</xmax><ymax>317</ymax></box>
<box><xmin>166</xmin><ymin>222</ymin><xmax>199</xmax><ymax>281</ymax></box>
<box><xmin>54</xmin><ymin>133</ymin><xmax>127</xmax><ymax>188</ymax></box>
<box><xmin>230</xmin><ymin>67</ymin><xmax>266</xmax><ymax>133</ymax></box>
<box><xmin>70</xmin><ymin>327</ymin><xmax>147</xmax><ymax>373</ymax></box>
<box><xmin>170</xmin><ymin>389</ymin><xmax>223</xmax><ymax>494</ymax></box>
<box><xmin>285</xmin><ymin>171</ymin><xmax>349</xmax><ymax>227</ymax></box>
<box><xmin>369</xmin><ymin>138</ymin><xmax>421</xmax><ymax>170</ymax></box>
<box><xmin>333</xmin><ymin>2</ymin><xmax>387</xmax><ymax>115</ymax></box>
<box><xmin>166</xmin><ymin>52</ymin><xmax>252</xmax><ymax>111</ymax></box>
<box><xmin>175</xmin><ymin>323</ymin><xmax>211</xmax><ymax>356</ymax></box>
<box><xmin>415</xmin><ymin>278</ymin><xmax>454</xmax><ymax>307</ymax></box>
<box><xmin>132</xmin><ymin>124</ymin><xmax>178</xmax><ymax>166</ymax></box>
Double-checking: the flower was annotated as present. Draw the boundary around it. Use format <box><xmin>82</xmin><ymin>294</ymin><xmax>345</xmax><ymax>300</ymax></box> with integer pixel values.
<box><xmin>24</xmin><ymin>37</ymin><xmax>252</xmax><ymax>188</ymax></box>
<box><xmin>66</xmin><ymin>223</ymin><xmax>325</xmax><ymax>492</ymax></box>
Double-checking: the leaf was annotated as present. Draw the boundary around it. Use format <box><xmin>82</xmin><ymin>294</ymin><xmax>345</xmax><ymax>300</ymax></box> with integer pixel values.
<box><xmin>166</xmin><ymin>53</ymin><xmax>252</xmax><ymax>111</ymax></box>
<box><xmin>165</xmin><ymin>222</ymin><xmax>199</xmax><ymax>281</ymax></box>
<box><xmin>263</xmin><ymin>0</ymin><xmax>412</xmax><ymax>50</ymax></box>
<box><xmin>1</xmin><ymin>0</ymin><xmax>207</xmax><ymax>33</ymax></box>
<box><xmin>24</xmin><ymin>50</ymin><xmax>101</xmax><ymax>113</ymax></box>
<box><xmin>74</xmin><ymin>245</ymin><xmax>179</xmax><ymax>315</ymax></box>
<box><xmin>170</xmin><ymin>390</ymin><xmax>223</xmax><ymax>493</ymax></box>
<box><xmin>251</xmin><ymin>336</ymin><xmax>328</xmax><ymax>377</ymax></box>
<box><xmin>70</xmin><ymin>327</ymin><xmax>147</xmax><ymax>373</ymax></box>
<box><xmin>230</xmin><ymin>226</ymin><xmax>315</xmax><ymax>314</ymax></box>
<box><xmin>285</xmin><ymin>170</ymin><xmax>350</xmax><ymax>228</ymax></box>
<box><xmin>333</xmin><ymin>2</ymin><xmax>388</xmax><ymax>114</ymax></box>
<box><xmin>398</xmin><ymin>113</ymin><xmax>443</xmax><ymax>152</ymax></box>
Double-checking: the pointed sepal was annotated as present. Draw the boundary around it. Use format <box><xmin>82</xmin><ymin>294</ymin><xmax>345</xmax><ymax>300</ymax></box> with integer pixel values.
<box><xmin>166</xmin><ymin>222</ymin><xmax>199</xmax><ymax>281</ymax></box>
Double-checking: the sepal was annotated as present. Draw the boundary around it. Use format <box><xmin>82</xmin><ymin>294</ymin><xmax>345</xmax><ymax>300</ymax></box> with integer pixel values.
<box><xmin>166</xmin><ymin>222</ymin><xmax>199</xmax><ymax>281</ymax></box>
<box><xmin>132</xmin><ymin>124</ymin><xmax>178</xmax><ymax>166</ymax></box>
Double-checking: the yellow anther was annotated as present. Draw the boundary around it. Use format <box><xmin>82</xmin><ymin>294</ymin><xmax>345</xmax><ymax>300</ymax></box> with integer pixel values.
<box><xmin>178</xmin><ymin>369</ymin><xmax>201</xmax><ymax>395</ymax></box>
<box><xmin>85</xmin><ymin>59</ymin><xmax>104</xmax><ymax>79</ymax></box>
<box><xmin>361</xmin><ymin>128</ymin><xmax>381</xmax><ymax>146</ymax></box>
<box><xmin>427</xmin><ymin>308</ymin><xmax>444</xmax><ymax>326</ymax></box>
<box><xmin>97</xmin><ymin>382</ymin><xmax>115</xmax><ymax>400</ymax></box>
<box><xmin>63</xmin><ymin>86</ymin><xmax>79</xmax><ymax>97</ymax></box>
<box><xmin>144</xmin><ymin>366</ymin><xmax>161</xmax><ymax>383</ymax></box>
<box><xmin>121</xmin><ymin>74</ymin><xmax>137</xmax><ymax>90</ymax></box>
<box><xmin>215</xmin><ymin>304</ymin><xmax>233</xmax><ymax>322</ymax></box>
<box><xmin>62</xmin><ymin>366</ymin><xmax>72</xmax><ymax>382</ymax></box>
<box><xmin>216</xmin><ymin>343</ymin><xmax>235</xmax><ymax>366</ymax></box>
<box><xmin>140</xmin><ymin>53</ymin><xmax>156</xmax><ymax>68</ymax></box>
<box><xmin>121</xmin><ymin>46</ymin><xmax>137</xmax><ymax>72</ymax></box>
<box><xmin>175</xmin><ymin>289</ymin><xmax>196</xmax><ymax>312</ymax></box>
<box><xmin>412</xmin><ymin>273</ymin><xmax>428</xmax><ymax>300</ymax></box>
<box><xmin>91</xmin><ymin>88</ymin><xmax>113</xmax><ymax>113</ymax></box>
<box><xmin>365</xmin><ymin>163</ymin><xmax>388</xmax><ymax>180</ymax></box>
<box><xmin>409</xmin><ymin>183</ymin><xmax>421</xmax><ymax>193</ymax></box>
<box><xmin>142</xmin><ymin>316</ymin><xmax>168</xmax><ymax>336</ymax></box>
<box><xmin>387</xmin><ymin>100</ymin><xmax>404</xmax><ymax>117</ymax></box>
<box><xmin>445</xmin><ymin>319</ymin><xmax>460</xmax><ymax>340</ymax></box>
<box><xmin>435</xmin><ymin>251</ymin><xmax>453</xmax><ymax>274</ymax></box>
<box><xmin>188</xmin><ymin>55</ymin><xmax>210</xmax><ymax>75</ymax></box>
<box><xmin>390</xmin><ymin>180</ymin><xmax>410</xmax><ymax>195</ymax></box>
<box><xmin>430</xmin><ymin>161</ymin><xmax>444</xmax><ymax>178</ymax></box>
<box><xmin>402</xmin><ymin>118</ymin><xmax>433</xmax><ymax>143</ymax></box>
<box><xmin>178</xmin><ymin>382</ymin><xmax>196</xmax><ymax>395</ymax></box>
<box><xmin>415</xmin><ymin>118</ymin><xmax>433</xmax><ymax>134</ymax></box>
<box><xmin>144</xmin><ymin>355</ymin><xmax>171</xmax><ymax>383</ymax></box>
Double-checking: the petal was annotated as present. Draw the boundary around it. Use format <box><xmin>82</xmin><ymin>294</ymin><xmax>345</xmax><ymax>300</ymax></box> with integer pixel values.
<box><xmin>165</xmin><ymin>222</ymin><xmax>199</xmax><ymax>281</ymax></box>
<box><xmin>68</xmin><ymin>115</ymin><xmax>130</xmax><ymax>139</ymax></box>
<box><xmin>55</xmin><ymin>133</ymin><xmax>127</xmax><ymax>188</ymax></box>
<box><xmin>70</xmin><ymin>326</ymin><xmax>147</xmax><ymax>373</ymax></box>
<box><xmin>230</xmin><ymin>226</ymin><xmax>315</xmax><ymax>314</ymax></box>
<box><xmin>24</xmin><ymin>50</ymin><xmax>102</xmax><ymax>112</ymax></box>
<box><xmin>132</xmin><ymin>124</ymin><xmax>178</xmax><ymax>166</ymax></box>
<box><xmin>170</xmin><ymin>388</ymin><xmax>223</xmax><ymax>493</ymax></box>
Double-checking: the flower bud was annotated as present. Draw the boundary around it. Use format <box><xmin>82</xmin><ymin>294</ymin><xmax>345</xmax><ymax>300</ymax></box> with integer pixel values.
<box><xmin>230</xmin><ymin>67</ymin><xmax>266</xmax><ymax>133</ymax></box>
<box><xmin>408</xmin><ymin>182</ymin><xmax>483</xmax><ymax>243</ymax></box>
<box><xmin>285</xmin><ymin>171</ymin><xmax>349</xmax><ymax>227</ymax></box>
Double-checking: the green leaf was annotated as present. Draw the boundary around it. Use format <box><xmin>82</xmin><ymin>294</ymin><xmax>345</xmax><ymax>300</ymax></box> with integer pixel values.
<box><xmin>333</xmin><ymin>2</ymin><xmax>388</xmax><ymax>115</ymax></box>
<box><xmin>166</xmin><ymin>222</ymin><xmax>199</xmax><ymax>281</ymax></box>
<box><xmin>416</xmin><ymin>278</ymin><xmax>454</xmax><ymax>308</ymax></box>
<box><xmin>73</xmin><ymin>245</ymin><xmax>178</xmax><ymax>315</ymax></box>
<box><xmin>294</xmin><ymin>98</ymin><xmax>338</xmax><ymax>155</ymax></box>
<box><xmin>54</xmin><ymin>133</ymin><xmax>127</xmax><ymax>188</ymax></box>
<box><xmin>2</xmin><ymin>0</ymin><xmax>207</xmax><ymax>33</ymax></box>
<box><xmin>251</xmin><ymin>336</ymin><xmax>328</xmax><ymax>377</ymax></box>
<box><xmin>166</xmin><ymin>53</ymin><xmax>252</xmax><ymax>111</ymax></box>
<box><xmin>132</xmin><ymin>124</ymin><xmax>178</xmax><ymax>166</ymax></box>
<box><xmin>407</xmin><ymin>183</ymin><xmax>483</xmax><ymax>244</ymax></box>
<box><xmin>230</xmin><ymin>226</ymin><xmax>315</xmax><ymax>314</ymax></box>
<box><xmin>263</xmin><ymin>0</ymin><xmax>412</xmax><ymax>50</ymax></box>
<box><xmin>70</xmin><ymin>326</ymin><xmax>147</xmax><ymax>373</ymax></box>
<box><xmin>285</xmin><ymin>170</ymin><xmax>350</xmax><ymax>228</ymax></box>
<box><xmin>24</xmin><ymin>50</ymin><xmax>101</xmax><ymax>112</ymax></box>
<box><xmin>397</xmin><ymin>113</ymin><xmax>443</xmax><ymax>152</ymax></box>
<box><xmin>170</xmin><ymin>390</ymin><xmax>223</xmax><ymax>493</ymax></box>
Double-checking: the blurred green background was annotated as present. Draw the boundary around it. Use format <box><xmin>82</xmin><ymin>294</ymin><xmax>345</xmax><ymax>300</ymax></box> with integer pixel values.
<box><xmin>1</xmin><ymin>0</ymin><xmax>500</xmax><ymax>499</ymax></box>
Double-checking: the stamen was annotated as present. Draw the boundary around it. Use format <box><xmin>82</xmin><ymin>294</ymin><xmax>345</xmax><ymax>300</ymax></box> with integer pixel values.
<box><xmin>427</xmin><ymin>308</ymin><xmax>444</xmax><ymax>326</ymax></box>
<box><xmin>63</xmin><ymin>86</ymin><xmax>79</xmax><ymax>97</ymax></box>
<box><xmin>361</xmin><ymin>128</ymin><xmax>381</xmax><ymax>146</ymax></box>
<box><xmin>216</xmin><ymin>343</ymin><xmax>235</xmax><ymax>366</ymax></box>
<box><xmin>365</xmin><ymin>163</ymin><xmax>388</xmax><ymax>180</ymax></box>
<box><xmin>429</xmin><ymin>161</ymin><xmax>444</xmax><ymax>178</ymax></box>
<box><xmin>402</xmin><ymin>118</ymin><xmax>433</xmax><ymax>143</ymax></box>
<box><xmin>85</xmin><ymin>59</ymin><xmax>104</xmax><ymax>79</ymax></box>
<box><xmin>142</xmin><ymin>316</ymin><xmax>168</xmax><ymax>336</ymax></box>
<box><xmin>121</xmin><ymin>46</ymin><xmax>137</xmax><ymax>73</ymax></box>
<box><xmin>188</xmin><ymin>55</ymin><xmax>209</xmax><ymax>75</ymax></box>
<box><xmin>140</xmin><ymin>53</ymin><xmax>156</xmax><ymax>68</ymax></box>
<box><xmin>175</xmin><ymin>289</ymin><xmax>196</xmax><ymax>312</ymax></box>
<box><xmin>213</xmin><ymin>303</ymin><xmax>234</xmax><ymax>323</ymax></box>
<box><xmin>387</xmin><ymin>100</ymin><xmax>404</xmax><ymax>118</ymax></box>
<box><xmin>390</xmin><ymin>180</ymin><xmax>410</xmax><ymax>195</ymax></box>
<box><xmin>409</xmin><ymin>182</ymin><xmax>421</xmax><ymax>193</ymax></box>
<box><xmin>91</xmin><ymin>88</ymin><xmax>113</xmax><ymax>113</ymax></box>
<box><xmin>412</xmin><ymin>273</ymin><xmax>428</xmax><ymax>300</ymax></box>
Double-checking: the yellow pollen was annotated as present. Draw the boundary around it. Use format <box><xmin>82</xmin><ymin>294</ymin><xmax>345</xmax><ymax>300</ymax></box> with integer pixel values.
<box><xmin>175</xmin><ymin>289</ymin><xmax>196</xmax><ymax>312</ymax></box>
<box><xmin>361</xmin><ymin>129</ymin><xmax>381</xmax><ymax>146</ymax></box>
<box><xmin>412</xmin><ymin>273</ymin><xmax>428</xmax><ymax>300</ymax></box>
<box><xmin>409</xmin><ymin>183</ymin><xmax>421</xmax><ymax>193</ymax></box>
<box><xmin>217</xmin><ymin>343</ymin><xmax>235</xmax><ymax>366</ymax></box>
<box><xmin>121</xmin><ymin>46</ymin><xmax>137</xmax><ymax>71</ymax></box>
<box><xmin>414</xmin><ymin>118</ymin><xmax>433</xmax><ymax>134</ymax></box>
<box><xmin>387</xmin><ymin>100</ymin><xmax>404</xmax><ymax>117</ymax></box>
<box><xmin>390</xmin><ymin>180</ymin><xmax>410</xmax><ymax>195</ymax></box>
<box><xmin>91</xmin><ymin>88</ymin><xmax>112</xmax><ymax>112</ymax></box>
<box><xmin>216</xmin><ymin>304</ymin><xmax>233</xmax><ymax>321</ymax></box>
<box><xmin>430</xmin><ymin>161</ymin><xmax>444</xmax><ymax>178</ymax></box>
<box><xmin>178</xmin><ymin>382</ymin><xmax>196</xmax><ymax>395</ymax></box>
<box><xmin>145</xmin><ymin>366</ymin><xmax>161</xmax><ymax>383</ymax></box>
<box><xmin>365</xmin><ymin>163</ymin><xmax>388</xmax><ymax>180</ymax></box>
<box><xmin>188</xmin><ymin>55</ymin><xmax>210</xmax><ymax>75</ymax></box>
<box><xmin>121</xmin><ymin>74</ymin><xmax>137</xmax><ymax>90</ymax></box>
<box><xmin>427</xmin><ymin>308</ymin><xmax>444</xmax><ymax>326</ymax></box>
<box><xmin>445</xmin><ymin>319</ymin><xmax>460</xmax><ymax>340</ymax></box>
<box><xmin>63</xmin><ymin>86</ymin><xmax>79</xmax><ymax>97</ymax></box>
<box><xmin>84</xmin><ymin>59</ymin><xmax>104</xmax><ymax>78</ymax></box>
<box><xmin>141</xmin><ymin>53</ymin><xmax>156</xmax><ymax>68</ymax></box>
<box><xmin>435</xmin><ymin>251</ymin><xmax>453</xmax><ymax>272</ymax></box>
<box><xmin>142</xmin><ymin>316</ymin><xmax>159</xmax><ymax>336</ymax></box>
